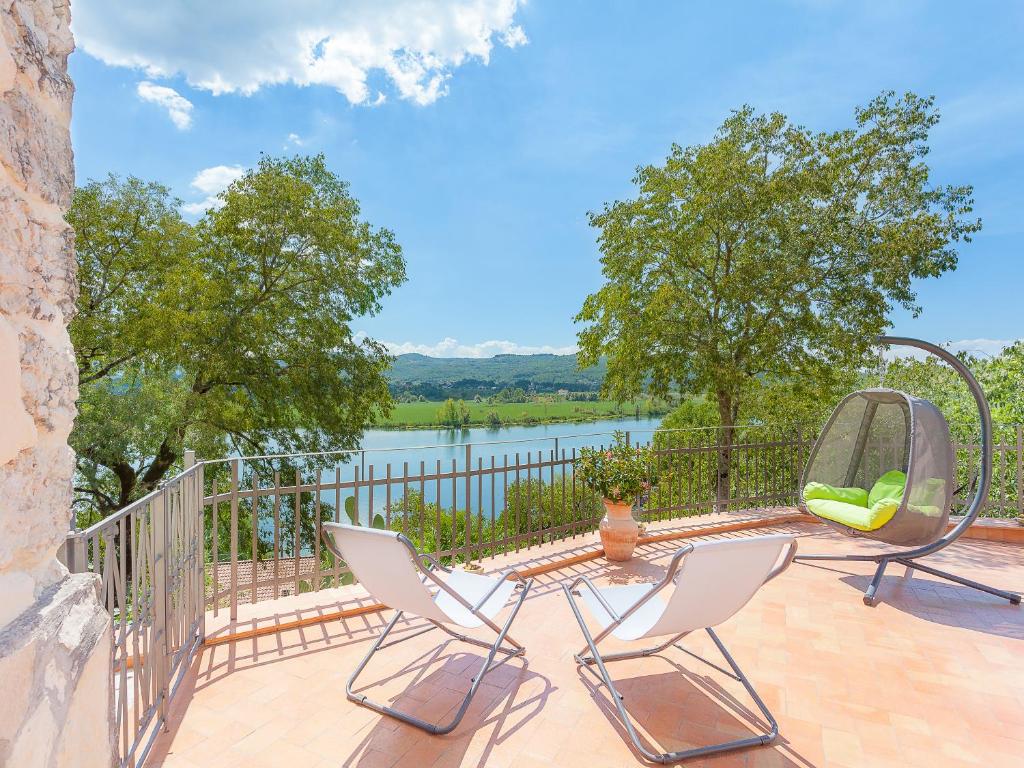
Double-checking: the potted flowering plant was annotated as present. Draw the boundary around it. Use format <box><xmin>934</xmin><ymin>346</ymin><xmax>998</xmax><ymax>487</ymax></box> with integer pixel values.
<box><xmin>576</xmin><ymin>431</ymin><xmax>656</xmax><ymax>561</ymax></box>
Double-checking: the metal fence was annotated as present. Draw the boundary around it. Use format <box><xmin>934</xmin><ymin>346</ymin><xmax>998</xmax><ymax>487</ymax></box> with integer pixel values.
<box><xmin>63</xmin><ymin>423</ymin><xmax>1024</xmax><ymax>767</ymax></box>
<box><xmin>200</xmin><ymin>426</ymin><xmax>810</xmax><ymax>619</ymax></box>
<box><xmin>964</xmin><ymin>424</ymin><xmax>1024</xmax><ymax>518</ymax></box>
<box><xmin>64</xmin><ymin>455</ymin><xmax>204</xmax><ymax>768</ymax></box>
<box><xmin>198</xmin><ymin>423</ymin><xmax>1024</xmax><ymax>619</ymax></box>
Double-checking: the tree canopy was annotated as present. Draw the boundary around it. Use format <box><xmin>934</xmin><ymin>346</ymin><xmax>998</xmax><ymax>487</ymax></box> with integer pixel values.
<box><xmin>883</xmin><ymin>343</ymin><xmax>1024</xmax><ymax>436</ymax></box>
<box><xmin>577</xmin><ymin>91</ymin><xmax>980</xmax><ymax>437</ymax></box>
<box><xmin>70</xmin><ymin>155</ymin><xmax>406</xmax><ymax>518</ymax></box>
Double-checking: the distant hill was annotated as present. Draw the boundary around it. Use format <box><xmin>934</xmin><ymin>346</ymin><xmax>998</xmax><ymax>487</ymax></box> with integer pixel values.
<box><xmin>385</xmin><ymin>353</ymin><xmax>606</xmax><ymax>399</ymax></box>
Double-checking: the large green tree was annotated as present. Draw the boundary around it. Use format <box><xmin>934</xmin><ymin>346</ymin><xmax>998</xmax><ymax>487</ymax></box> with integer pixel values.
<box><xmin>576</xmin><ymin>92</ymin><xmax>981</xmax><ymax>509</ymax></box>
<box><xmin>70</xmin><ymin>155</ymin><xmax>406</xmax><ymax>519</ymax></box>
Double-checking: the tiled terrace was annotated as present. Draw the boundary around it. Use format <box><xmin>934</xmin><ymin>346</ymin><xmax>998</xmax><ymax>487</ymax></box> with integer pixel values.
<box><xmin>150</xmin><ymin>513</ymin><xmax>1024</xmax><ymax>768</ymax></box>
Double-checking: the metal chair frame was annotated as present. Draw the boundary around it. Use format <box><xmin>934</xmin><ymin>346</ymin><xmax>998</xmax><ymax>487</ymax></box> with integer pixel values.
<box><xmin>563</xmin><ymin>539</ymin><xmax>797</xmax><ymax>764</ymax></box>
<box><xmin>322</xmin><ymin>530</ymin><xmax>533</xmax><ymax>735</ymax></box>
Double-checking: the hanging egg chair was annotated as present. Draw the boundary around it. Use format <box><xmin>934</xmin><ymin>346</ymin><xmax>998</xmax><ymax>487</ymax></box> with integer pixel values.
<box><xmin>801</xmin><ymin>388</ymin><xmax>954</xmax><ymax>547</ymax></box>
<box><xmin>795</xmin><ymin>336</ymin><xmax>1021</xmax><ymax>607</ymax></box>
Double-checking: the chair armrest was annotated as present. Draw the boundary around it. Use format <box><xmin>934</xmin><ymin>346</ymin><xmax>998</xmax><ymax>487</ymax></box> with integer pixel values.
<box><xmin>764</xmin><ymin>539</ymin><xmax>798</xmax><ymax>584</ymax></box>
<box><xmin>418</xmin><ymin>553</ymin><xmax>453</xmax><ymax>574</ymax></box>
<box><xmin>321</xmin><ymin>527</ymin><xmax>343</xmax><ymax>562</ymax></box>
<box><xmin>566</xmin><ymin>575</ymin><xmax>622</xmax><ymax>622</ymax></box>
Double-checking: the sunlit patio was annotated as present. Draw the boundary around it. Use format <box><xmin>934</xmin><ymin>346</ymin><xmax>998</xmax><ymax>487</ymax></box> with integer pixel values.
<box><xmin>145</xmin><ymin>512</ymin><xmax>1024</xmax><ymax>768</ymax></box>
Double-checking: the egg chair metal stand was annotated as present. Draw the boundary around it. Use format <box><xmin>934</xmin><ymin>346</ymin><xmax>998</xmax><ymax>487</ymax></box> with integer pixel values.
<box><xmin>795</xmin><ymin>335</ymin><xmax>1022</xmax><ymax>607</ymax></box>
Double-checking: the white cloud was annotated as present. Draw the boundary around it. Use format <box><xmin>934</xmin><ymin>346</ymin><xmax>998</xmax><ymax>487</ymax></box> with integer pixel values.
<box><xmin>885</xmin><ymin>338</ymin><xmax>1020</xmax><ymax>361</ymax></box>
<box><xmin>136</xmin><ymin>81</ymin><xmax>194</xmax><ymax>129</ymax></box>
<box><xmin>362</xmin><ymin>335</ymin><xmax>578</xmax><ymax>358</ymax></box>
<box><xmin>286</xmin><ymin>132</ymin><xmax>304</xmax><ymax>147</ymax></box>
<box><xmin>181</xmin><ymin>164</ymin><xmax>246</xmax><ymax>216</ymax></box>
<box><xmin>75</xmin><ymin>1</ymin><xmax>528</xmax><ymax>107</ymax></box>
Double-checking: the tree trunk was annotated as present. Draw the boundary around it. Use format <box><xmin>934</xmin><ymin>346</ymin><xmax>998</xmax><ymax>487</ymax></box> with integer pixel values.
<box><xmin>136</xmin><ymin>438</ymin><xmax>179</xmax><ymax>499</ymax></box>
<box><xmin>715</xmin><ymin>390</ymin><xmax>739</xmax><ymax>514</ymax></box>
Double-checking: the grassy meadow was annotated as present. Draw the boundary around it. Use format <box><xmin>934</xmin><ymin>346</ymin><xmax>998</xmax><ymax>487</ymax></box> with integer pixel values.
<box><xmin>375</xmin><ymin>398</ymin><xmax>668</xmax><ymax>429</ymax></box>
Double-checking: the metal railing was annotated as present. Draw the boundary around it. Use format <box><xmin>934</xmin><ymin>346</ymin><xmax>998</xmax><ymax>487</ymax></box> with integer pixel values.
<box><xmin>63</xmin><ymin>422</ymin><xmax>1024</xmax><ymax>767</ymax></box>
<box><xmin>200</xmin><ymin>425</ymin><xmax>811</xmax><ymax>618</ymax></box>
<box><xmin>64</xmin><ymin>454</ymin><xmax>204</xmax><ymax>768</ymax></box>
<box><xmin>958</xmin><ymin>424</ymin><xmax>1024</xmax><ymax>518</ymax></box>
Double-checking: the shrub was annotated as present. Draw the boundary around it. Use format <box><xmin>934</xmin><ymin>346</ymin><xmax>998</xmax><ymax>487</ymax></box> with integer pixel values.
<box><xmin>576</xmin><ymin>430</ymin><xmax>656</xmax><ymax>503</ymax></box>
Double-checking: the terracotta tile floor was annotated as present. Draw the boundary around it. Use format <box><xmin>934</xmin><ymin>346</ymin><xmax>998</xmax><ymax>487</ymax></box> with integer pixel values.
<box><xmin>149</xmin><ymin>515</ymin><xmax>1024</xmax><ymax>768</ymax></box>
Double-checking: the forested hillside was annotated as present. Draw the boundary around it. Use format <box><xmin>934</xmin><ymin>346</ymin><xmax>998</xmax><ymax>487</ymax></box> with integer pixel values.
<box><xmin>386</xmin><ymin>353</ymin><xmax>606</xmax><ymax>399</ymax></box>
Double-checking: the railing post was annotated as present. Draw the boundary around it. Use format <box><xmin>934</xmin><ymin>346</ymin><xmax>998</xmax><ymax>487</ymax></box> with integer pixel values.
<box><xmin>195</xmin><ymin>460</ymin><xmax>206</xmax><ymax>643</ymax></box>
<box><xmin>797</xmin><ymin>425</ymin><xmax>804</xmax><ymax>501</ymax></box>
<box><xmin>465</xmin><ymin>443</ymin><xmax>472</xmax><ymax>564</ymax></box>
<box><xmin>229</xmin><ymin>458</ymin><xmax>239</xmax><ymax>621</ymax></box>
<box><xmin>63</xmin><ymin>531</ymin><xmax>86</xmax><ymax>573</ymax></box>
<box><xmin>1011</xmin><ymin>423</ymin><xmax>1019</xmax><ymax>520</ymax></box>
<box><xmin>152</xmin><ymin>487</ymin><xmax>170</xmax><ymax>725</ymax></box>
<box><xmin>184</xmin><ymin>449</ymin><xmax>195</xmax><ymax>469</ymax></box>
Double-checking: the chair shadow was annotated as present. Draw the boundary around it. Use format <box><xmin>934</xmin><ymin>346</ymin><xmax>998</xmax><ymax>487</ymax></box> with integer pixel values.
<box><xmin>840</xmin><ymin>572</ymin><xmax>1024</xmax><ymax>640</ymax></box>
<box><xmin>145</xmin><ymin>610</ymin><xmax>430</xmax><ymax>765</ymax></box>
<box><xmin>578</xmin><ymin>652</ymin><xmax>819</xmax><ymax>768</ymax></box>
<box><xmin>343</xmin><ymin>639</ymin><xmax>551</xmax><ymax>767</ymax></box>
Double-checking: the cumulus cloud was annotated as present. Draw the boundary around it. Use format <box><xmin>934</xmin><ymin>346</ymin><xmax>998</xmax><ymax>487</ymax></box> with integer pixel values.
<box><xmin>75</xmin><ymin>1</ymin><xmax>528</xmax><ymax>106</ymax></box>
<box><xmin>136</xmin><ymin>81</ymin><xmax>194</xmax><ymax>129</ymax></box>
<box><xmin>361</xmin><ymin>335</ymin><xmax>578</xmax><ymax>358</ymax></box>
<box><xmin>180</xmin><ymin>164</ymin><xmax>246</xmax><ymax>216</ymax></box>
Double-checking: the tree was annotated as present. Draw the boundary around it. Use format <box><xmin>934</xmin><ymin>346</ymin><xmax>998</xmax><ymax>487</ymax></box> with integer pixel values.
<box><xmin>70</xmin><ymin>155</ymin><xmax>406</xmax><ymax>519</ymax></box>
<box><xmin>576</xmin><ymin>92</ymin><xmax>981</xmax><ymax>510</ymax></box>
<box><xmin>436</xmin><ymin>398</ymin><xmax>471</xmax><ymax>428</ymax></box>
<box><xmin>884</xmin><ymin>342</ymin><xmax>1024</xmax><ymax>436</ymax></box>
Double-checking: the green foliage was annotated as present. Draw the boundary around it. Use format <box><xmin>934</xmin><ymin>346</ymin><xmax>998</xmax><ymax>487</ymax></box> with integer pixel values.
<box><xmin>576</xmin><ymin>431</ymin><xmax>656</xmax><ymax>503</ymax></box>
<box><xmin>205</xmin><ymin>465</ymin><xmax>336</xmax><ymax>571</ymax></box>
<box><xmin>377</xmin><ymin>397</ymin><xmax>668</xmax><ymax>428</ymax></box>
<box><xmin>69</xmin><ymin>156</ymin><xmax>406</xmax><ymax>516</ymax></box>
<box><xmin>660</xmin><ymin>374</ymin><xmax>857</xmax><ymax>435</ymax></box>
<box><xmin>499</xmin><ymin>478</ymin><xmax>604</xmax><ymax>537</ymax></box>
<box><xmin>658</xmin><ymin>396</ymin><xmax>719</xmax><ymax>432</ymax></box>
<box><xmin>576</xmin><ymin>91</ymin><xmax>980</xmax><ymax>447</ymax></box>
<box><xmin>883</xmin><ymin>343</ymin><xmax>1024</xmax><ymax>438</ymax></box>
<box><xmin>387</xmin><ymin>490</ymin><xmax>471</xmax><ymax>560</ymax></box>
<box><xmin>343</xmin><ymin>496</ymin><xmax>385</xmax><ymax>529</ymax></box>
<box><xmin>386</xmin><ymin>354</ymin><xmax>607</xmax><ymax>400</ymax></box>
<box><xmin>436</xmin><ymin>398</ymin><xmax>471</xmax><ymax>428</ymax></box>
<box><xmin>388</xmin><ymin>478</ymin><xmax>604</xmax><ymax>562</ymax></box>
<box><xmin>491</xmin><ymin>387</ymin><xmax>529</xmax><ymax>403</ymax></box>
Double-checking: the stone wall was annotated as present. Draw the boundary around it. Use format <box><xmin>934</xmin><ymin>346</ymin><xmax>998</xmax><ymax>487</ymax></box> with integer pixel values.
<box><xmin>0</xmin><ymin>1</ymin><xmax>114</xmax><ymax>766</ymax></box>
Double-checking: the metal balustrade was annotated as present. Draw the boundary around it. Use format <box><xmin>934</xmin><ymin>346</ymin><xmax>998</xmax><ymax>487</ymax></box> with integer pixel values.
<box><xmin>64</xmin><ymin>453</ymin><xmax>204</xmax><ymax>768</ymax></box>
<box><xmin>63</xmin><ymin>423</ymin><xmax>1023</xmax><ymax>767</ymax></box>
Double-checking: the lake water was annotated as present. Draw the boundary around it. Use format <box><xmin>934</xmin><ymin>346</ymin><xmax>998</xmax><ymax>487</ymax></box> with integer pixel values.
<box><xmin>356</xmin><ymin>415</ymin><xmax>663</xmax><ymax>470</ymax></box>
<box><xmin>338</xmin><ymin>415</ymin><xmax>663</xmax><ymax>522</ymax></box>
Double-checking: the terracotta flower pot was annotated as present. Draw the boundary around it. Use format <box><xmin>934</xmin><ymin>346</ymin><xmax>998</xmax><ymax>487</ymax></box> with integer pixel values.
<box><xmin>600</xmin><ymin>499</ymin><xmax>639</xmax><ymax>561</ymax></box>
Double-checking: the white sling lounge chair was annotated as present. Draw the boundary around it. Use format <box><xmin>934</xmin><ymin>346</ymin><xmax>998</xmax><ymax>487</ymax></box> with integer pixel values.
<box><xmin>563</xmin><ymin>534</ymin><xmax>797</xmax><ymax>763</ymax></box>
<box><xmin>322</xmin><ymin>523</ymin><xmax>533</xmax><ymax>735</ymax></box>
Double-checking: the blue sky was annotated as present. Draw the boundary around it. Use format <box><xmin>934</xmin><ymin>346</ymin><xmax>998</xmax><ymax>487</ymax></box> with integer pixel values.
<box><xmin>70</xmin><ymin>1</ymin><xmax>1024</xmax><ymax>358</ymax></box>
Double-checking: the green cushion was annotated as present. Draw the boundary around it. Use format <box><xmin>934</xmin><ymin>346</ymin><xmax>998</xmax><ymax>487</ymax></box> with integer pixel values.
<box><xmin>868</xmin><ymin>470</ymin><xmax>906</xmax><ymax>507</ymax></box>
<box><xmin>803</xmin><ymin>482</ymin><xmax>869</xmax><ymax>507</ymax></box>
<box><xmin>806</xmin><ymin>497</ymin><xmax>901</xmax><ymax>531</ymax></box>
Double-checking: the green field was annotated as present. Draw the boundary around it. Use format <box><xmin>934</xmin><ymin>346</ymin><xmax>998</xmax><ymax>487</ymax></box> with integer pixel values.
<box><xmin>375</xmin><ymin>398</ymin><xmax>668</xmax><ymax>429</ymax></box>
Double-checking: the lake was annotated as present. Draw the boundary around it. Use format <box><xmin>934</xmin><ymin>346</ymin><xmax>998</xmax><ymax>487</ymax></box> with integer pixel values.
<box><xmin>339</xmin><ymin>415</ymin><xmax>664</xmax><ymax>522</ymax></box>
<box><xmin>357</xmin><ymin>415</ymin><xmax>663</xmax><ymax>469</ymax></box>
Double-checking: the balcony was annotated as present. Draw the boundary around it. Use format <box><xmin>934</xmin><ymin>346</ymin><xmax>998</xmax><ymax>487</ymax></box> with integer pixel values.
<box><xmin>65</xmin><ymin>429</ymin><xmax>1024</xmax><ymax>768</ymax></box>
